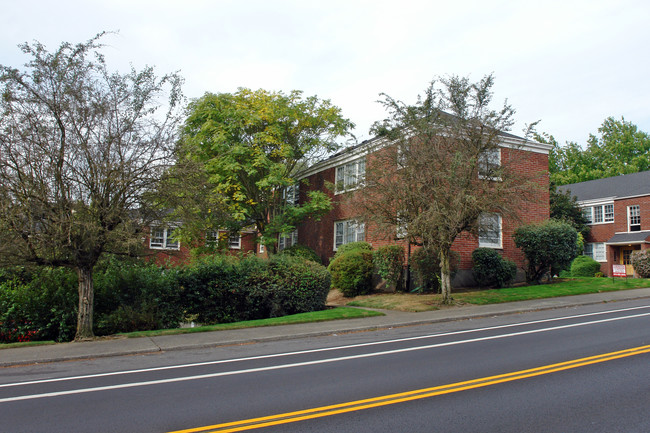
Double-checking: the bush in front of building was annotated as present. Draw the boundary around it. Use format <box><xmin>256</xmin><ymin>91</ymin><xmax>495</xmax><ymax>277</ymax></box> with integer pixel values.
<box><xmin>280</xmin><ymin>244</ymin><xmax>322</xmax><ymax>264</ymax></box>
<box><xmin>631</xmin><ymin>250</ymin><xmax>650</xmax><ymax>278</ymax></box>
<box><xmin>514</xmin><ymin>220</ymin><xmax>578</xmax><ymax>283</ymax></box>
<box><xmin>332</xmin><ymin>241</ymin><xmax>372</xmax><ymax>260</ymax></box>
<box><xmin>471</xmin><ymin>248</ymin><xmax>517</xmax><ymax>288</ymax></box>
<box><xmin>409</xmin><ymin>247</ymin><xmax>460</xmax><ymax>293</ymax></box>
<box><xmin>569</xmin><ymin>255</ymin><xmax>602</xmax><ymax>277</ymax></box>
<box><xmin>179</xmin><ymin>254</ymin><xmax>332</xmax><ymax>324</ymax></box>
<box><xmin>328</xmin><ymin>248</ymin><xmax>374</xmax><ymax>297</ymax></box>
<box><xmin>373</xmin><ymin>245</ymin><xmax>404</xmax><ymax>290</ymax></box>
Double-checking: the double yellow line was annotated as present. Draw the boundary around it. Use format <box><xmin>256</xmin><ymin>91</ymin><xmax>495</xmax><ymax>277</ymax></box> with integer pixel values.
<box><xmin>169</xmin><ymin>344</ymin><xmax>650</xmax><ymax>433</ymax></box>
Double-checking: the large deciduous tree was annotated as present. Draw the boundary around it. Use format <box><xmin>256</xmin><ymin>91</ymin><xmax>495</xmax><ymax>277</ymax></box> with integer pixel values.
<box><xmin>179</xmin><ymin>88</ymin><xmax>354</xmax><ymax>252</ymax></box>
<box><xmin>543</xmin><ymin>117</ymin><xmax>650</xmax><ymax>185</ymax></box>
<box><xmin>0</xmin><ymin>34</ymin><xmax>183</xmax><ymax>340</ymax></box>
<box><xmin>357</xmin><ymin>75</ymin><xmax>542</xmax><ymax>303</ymax></box>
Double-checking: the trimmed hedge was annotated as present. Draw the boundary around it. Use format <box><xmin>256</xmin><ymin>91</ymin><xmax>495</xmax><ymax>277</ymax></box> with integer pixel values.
<box><xmin>472</xmin><ymin>248</ymin><xmax>517</xmax><ymax>288</ymax></box>
<box><xmin>570</xmin><ymin>255</ymin><xmax>601</xmax><ymax>277</ymax></box>
<box><xmin>280</xmin><ymin>244</ymin><xmax>322</xmax><ymax>264</ymax></box>
<box><xmin>328</xmin><ymin>249</ymin><xmax>374</xmax><ymax>297</ymax></box>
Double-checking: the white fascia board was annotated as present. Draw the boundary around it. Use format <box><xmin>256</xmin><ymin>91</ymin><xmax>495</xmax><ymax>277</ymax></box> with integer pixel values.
<box><xmin>577</xmin><ymin>198</ymin><xmax>616</xmax><ymax>207</ymax></box>
<box><xmin>498</xmin><ymin>135</ymin><xmax>553</xmax><ymax>154</ymax></box>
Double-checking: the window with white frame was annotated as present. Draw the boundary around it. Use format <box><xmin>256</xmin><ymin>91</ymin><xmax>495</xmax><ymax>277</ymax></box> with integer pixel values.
<box><xmin>259</xmin><ymin>244</ymin><xmax>265</xmax><ymax>254</ymax></box>
<box><xmin>334</xmin><ymin>220</ymin><xmax>365</xmax><ymax>250</ymax></box>
<box><xmin>478</xmin><ymin>213</ymin><xmax>502</xmax><ymax>248</ymax></box>
<box><xmin>283</xmin><ymin>184</ymin><xmax>300</xmax><ymax>206</ymax></box>
<box><xmin>584</xmin><ymin>243</ymin><xmax>606</xmax><ymax>262</ymax></box>
<box><xmin>628</xmin><ymin>205</ymin><xmax>641</xmax><ymax>231</ymax></box>
<box><xmin>149</xmin><ymin>227</ymin><xmax>179</xmax><ymax>250</ymax></box>
<box><xmin>228</xmin><ymin>233</ymin><xmax>242</xmax><ymax>249</ymax></box>
<box><xmin>335</xmin><ymin>158</ymin><xmax>365</xmax><ymax>193</ymax></box>
<box><xmin>206</xmin><ymin>230</ymin><xmax>241</xmax><ymax>249</ymax></box>
<box><xmin>582</xmin><ymin>204</ymin><xmax>614</xmax><ymax>224</ymax></box>
<box><xmin>396</xmin><ymin>211</ymin><xmax>408</xmax><ymax>239</ymax></box>
<box><xmin>278</xmin><ymin>230</ymin><xmax>298</xmax><ymax>251</ymax></box>
<box><xmin>478</xmin><ymin>148</ymin><xmax>501</xmax><ymax>179</ymax></box>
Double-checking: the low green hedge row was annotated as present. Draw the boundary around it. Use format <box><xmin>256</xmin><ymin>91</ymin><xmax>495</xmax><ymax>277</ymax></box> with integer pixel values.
<box><xmin>0</xmin><ymin>254</ymin><xmax>330</xmax><ymax>343</ymax></box>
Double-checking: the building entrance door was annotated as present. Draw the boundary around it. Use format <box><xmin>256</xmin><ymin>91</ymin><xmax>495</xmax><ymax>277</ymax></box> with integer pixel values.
<box><xmin>620</xmin><ymin>247</ymin><xmax>637</xmax><ymax>276</ymax></box>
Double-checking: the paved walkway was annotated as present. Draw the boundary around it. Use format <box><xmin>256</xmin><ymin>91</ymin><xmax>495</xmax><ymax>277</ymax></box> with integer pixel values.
<box><xmin>2</xmin><ymin>288</ymin><xmax>650</xmax><ymax>367</ymax></box>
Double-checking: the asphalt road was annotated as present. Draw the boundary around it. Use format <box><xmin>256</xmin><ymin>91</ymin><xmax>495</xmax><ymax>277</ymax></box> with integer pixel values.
<box><xmin>1</xmin><ymin>300</ymin><xmax>649</xmax><ymax>432</ymax></box>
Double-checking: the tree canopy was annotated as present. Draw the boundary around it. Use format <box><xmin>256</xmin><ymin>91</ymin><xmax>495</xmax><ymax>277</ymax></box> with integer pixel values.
<box><xmin>357</xmin><ymin>74</ymin><xmax>541</xmax><ymax>303</ymax></box>
<box><xmin>0</xmin><ymin>33</ymin><xmax>183</xmax><ymax>339</ymax></box>
<box><xmin>178</xmin><ymin>88</ymin><xmax>354</xmax><ymax>251</ymax></box>
<box><xmin>543</xmin><ymin>116</ymin><xmax>650</xmax><ymax>185</ymax></box>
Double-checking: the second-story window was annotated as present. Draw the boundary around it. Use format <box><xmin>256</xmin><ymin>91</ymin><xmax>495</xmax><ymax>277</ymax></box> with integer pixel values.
<box><xmin>478</xmin><ymin>148</ymin><xmax>501</xmax><ymax>179</ymax></box>
<box><xmin>150</xmin><ymin>227</ymin><xmax>179</xmax><ymax>250</ymax></box>
<box><xmin>335</xmin><ymin>158</ymin><xmax>365</xmax><ymax>193</ymax></box>
<box><xmin>582</xmin><ymin>204</ymin><xmax>614</xmax><ymax>224</ymax></box>
<box><xmin>628</xmin><ymin>205</ymin><xmax>641</xmax><ymax>231</ymax></box>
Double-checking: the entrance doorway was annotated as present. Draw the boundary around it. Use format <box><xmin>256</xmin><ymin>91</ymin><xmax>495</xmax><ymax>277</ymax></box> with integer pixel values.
<box><xmin>620</xmin><ymin>246</ymin><xmax>638</xmax><ymax>276</ymax></box>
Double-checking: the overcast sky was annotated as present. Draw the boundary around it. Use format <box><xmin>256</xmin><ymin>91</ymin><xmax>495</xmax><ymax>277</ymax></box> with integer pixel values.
<box><xmin>3</xmin><ymin>0</ymin><xmax>650</xmax><ymax>146</ymax></box>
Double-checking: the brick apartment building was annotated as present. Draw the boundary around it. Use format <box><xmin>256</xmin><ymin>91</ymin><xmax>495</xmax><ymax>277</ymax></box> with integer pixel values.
<box><xmin>559</xmin><ymin>171</ymin><xmax>650</xmax><ymax>277</ymax></box>
<box><xmin>145</xmin><ymin>132</ymin><xmax>552</xmax><ymax>286</ymax></box>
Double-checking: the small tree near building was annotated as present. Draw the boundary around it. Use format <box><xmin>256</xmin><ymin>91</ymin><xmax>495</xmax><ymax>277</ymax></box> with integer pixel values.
<box><xmin>0</xmin><ymin>34</ymin><xmax>183</xmax><ymax>340</ymax></box>
<box><xmin>514</xmin><ymin>220</ymin><xmax>578</xmax><ymax>283</ymax></box>
<box><xmin>356</xmin><ymin>74</ymin><xmax>542</xmax><ymax>303</ymax></box>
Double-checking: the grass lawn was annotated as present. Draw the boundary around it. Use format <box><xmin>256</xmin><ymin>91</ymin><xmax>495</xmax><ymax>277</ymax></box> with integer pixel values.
<box><xmin>346</xmin><ymin>277</ymin><xmax>650</xmax><ymax>312</ymax></box>
<box><xmin>119</xmin><ymin>307</ymin><xmax>384</xmax><ymax>338</ymax></box>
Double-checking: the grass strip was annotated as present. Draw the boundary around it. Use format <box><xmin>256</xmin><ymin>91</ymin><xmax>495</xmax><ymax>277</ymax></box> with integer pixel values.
<box><xmin>120</xmin><ymin>307</ymin><xmax>385</xmax><ymax>338</ymax></box>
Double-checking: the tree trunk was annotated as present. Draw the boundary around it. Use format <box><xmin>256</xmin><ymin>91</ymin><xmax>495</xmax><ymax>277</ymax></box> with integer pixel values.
<box><xmin>75</xmin><ymin>265</ymin><xmax>95</xmax><ymax>341</ymax></box>
<box><xmin>439</xmin><ymin>249</ymin><xmax>452</xmax><ymax>304</ymax></box>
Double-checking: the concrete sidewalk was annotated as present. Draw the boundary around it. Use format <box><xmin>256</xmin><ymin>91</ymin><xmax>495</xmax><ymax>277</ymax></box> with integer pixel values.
<box><xmin>2</xmin><ymin>288</ymin><xmax>650</xmax><ymax>367</ymax></box>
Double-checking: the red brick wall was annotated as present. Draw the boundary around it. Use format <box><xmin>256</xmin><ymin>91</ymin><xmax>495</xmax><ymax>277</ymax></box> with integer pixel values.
<box><xmin>298</xmin><ymin>145</ymin><xmax>550</xmax><ymax>273</ymax></box>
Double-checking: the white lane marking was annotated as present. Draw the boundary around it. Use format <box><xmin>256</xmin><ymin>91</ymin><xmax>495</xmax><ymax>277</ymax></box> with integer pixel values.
<box><xmin>2</xmin><ymin>304</ymin><xmax>649</xmax><ymax>389</ymax></box>
<box><xmin>2</xmin><ymin>311</ymin><xmax>650</xmax><ymax>403</ymax></box>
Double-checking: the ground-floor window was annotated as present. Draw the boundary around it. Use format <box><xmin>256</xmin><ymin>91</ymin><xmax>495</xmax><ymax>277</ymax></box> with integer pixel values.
<box><xmin>584</xmin><ymin>242</ymin><xmax>606</xmax><ymax>262</ymax></box>
<box><xmin>150</xmin><ymin>227</ymin><xmax>180</xmax><ymax>250</ymax></box>
<box><xmin>334</xmin><ymin>220</ymin><xmax>365</xmax><ymax>250</ymax></box>
<box><xmin>478</xmin><ymin>213</ymin><xmax>502</xmax><ymax>249</ymax></box>
<box><xmin>278</xmin><ymin>230</ymin><xmax>298</xmax><ymax>251</ymax></box>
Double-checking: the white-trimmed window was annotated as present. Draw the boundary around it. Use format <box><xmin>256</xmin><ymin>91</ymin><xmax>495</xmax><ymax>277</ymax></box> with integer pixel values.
<box><xmin>259</xmin><ymin>244</ymin><xmax>265</xmax><ymax>254</ymax></box>
<box><xmin>628</xmin><ymin>205</ymin><xmax>641</xmax><ymax>232</ymax></box>
<box><xmin>396</xmin><ymin>211</ymin><xmax>408</xmax><ymax>239</ymax></box>
<box><xmin>478</xmin><ymin>148</ymin><xmax>501</xmax><ymax>179</ymax></box>
<box><xmin>582</xmin><ymin>204</ymin><xmax>614</xmax><ymax>224</ymax></box>
<box><xmin>335</xmin><ymin>158</ymin><xmax>365</xmax><ymax>193</ymax></box>
<box><xmin>584</xmin><ymin>243</ymin><xmax>606</xmax><ymax>262</ymax></box>
<box><xmin>206</xmin><ymin>231</ymin><xmax>241</xmax><ymax>249</ymax></box>
<box><xmin>478</xmin><ymin>213</ymin><xmax>502</xmax><ymax>248</ymax></box>
<box><xmin>334</xmin><ymin>220</ymin><xmax>365</xmax><ymax>250</ymax></box>
<box><xmin>278</xmin><ymin>230</ymin><xmax>298</xmax><ymax>251</ymax></box>
<box><xmin>150</xmin><ymin>227</ymin><xmax>179</xmax><ymax>250</ymax></box>
<box><xmin>283</xmin><ymin>184</ymin><xmax>300</xmax><ymax>206</ymax></box>
<box><xmin>228</xmin><ymin>233</ymin><xmax>242</xmax><ymax>249</ymax></box>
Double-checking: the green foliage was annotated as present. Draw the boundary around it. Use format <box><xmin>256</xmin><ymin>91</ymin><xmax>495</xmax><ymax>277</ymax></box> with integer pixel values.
<box><xmin>549</xmin><ymin>184</ymin><xmax>590</xmax><ymax>238</ymax></box>
<box><xmin>0</xmin><ymin>267</ymin><xmax>77</xmax><ymax>343</ymax></box>
<box><xmin>410</xmin><ymin>247</ymin><xmax>460</xmax><ymax>293</ymax></box>
<box><xmin>280</xmin><ymin>244</ymin><xmax>322</xmax><ymax>264</ymax></box>
<box><xmin>332</xmin><ymin>242</ymin><xmax>372</xmax><ymax>259</ymax></box>
<box><xmin>471</xmin><ymin>248</ymin><xmax>517</xmax><ymax>288</ymax></box>
<box><xmin>178</xmin><ymin>254</ymin><xmax>330</xmax><ymax>324</ymax></box>
<box><xmin>569</xmin><ymin>255</ymin><xmax>602</xmax><ymax>277</ymax></box>
<box><xmin>179</xmin><ymin>88</ymin><xmax>353</xmax><ymax>251</ymax></box>
<box><xmin>543</xmin><ymin>117</ymin><xmax>650</xmax><ymax>185</ymax></box>
<box><xmin>93</xmin><ymin>256</ymin><xmax>183</xmax><ymax>335</ymax></box>
<box><xmin>327</xmin><ymin>249</ymin><xmax>374</xmax><ymax>297</ymax></box>
<box><xmin>373</xmin><ymin>245</ymin><xmax>404</xmax><ymax>289</ymax></box>
<box><xmin>631</xmin><ymin>250</ymin><xmax>650</xmax><ymax>278</ymax></box>
<box><xmin>514</xmin><ymin>220</ymin><xmax>579</xmax><ymax>283</ymax></box>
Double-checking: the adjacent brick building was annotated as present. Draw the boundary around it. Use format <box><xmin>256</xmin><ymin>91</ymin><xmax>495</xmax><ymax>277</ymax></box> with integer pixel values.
<box><xmin>559</xmin><ymin>171</ymin><xmax>650</xmax><ymax>277</ymax></box>
<box><xmin>295</xmin><ymin>134</ymin><xmax>551</xmax><ymax>286</ymax></box>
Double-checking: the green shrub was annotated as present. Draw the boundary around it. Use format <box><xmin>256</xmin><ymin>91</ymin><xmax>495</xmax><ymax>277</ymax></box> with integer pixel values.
<box><xmin>179</xmin><ymin>254</ymin><xmax>331</xmax><ymax>324</ymax></box>
<box><xmin>93</xmin><ymin>256</ymin><xmax>183</xmax><ymax>335</ymax></box>
<box><xmin>410</xmin><ymin>247</ymin><xmax>460</xmax><ymax>293</ymax></box>
<box><xmin>0</xmin><ymin>267</ymin><xmax>77</xmax><ymax>343</ymax></box>
<box><xmin>631</xmin><ymin>250</ymin><xmax>650</xmax><ymax>278</ymax></box>
<box><xmin>514</xmin><ymin>220</ymin><xmax>578</xmax><ymax>283</ymax></box>
<box><xmin>280</xmin><ymin>244</ymin><xmax>322</xmax><ymax>264</ymax></box>
<box><xmin>332</xmin><ymin>241</ymin><xmax>372</xmax><ymax>259</ymax></box>
<box><xmin>471</xmin><ymin>248</ymin><xmax>517</xmax><ymax>288</ymax></box>
<box><xmin>569</xmin><ymin>255</ymin><xmax>602</xmax><ymax>277</ymax></box>
<box><xmin>328</xmin><ymin>249</ymin><xmax>374</xmax><ymax>297</ymax></box>
<box><xmin>373</xmin><ymin>245</ymin><xmax>404</xmax><ymax>289</ymax></box>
